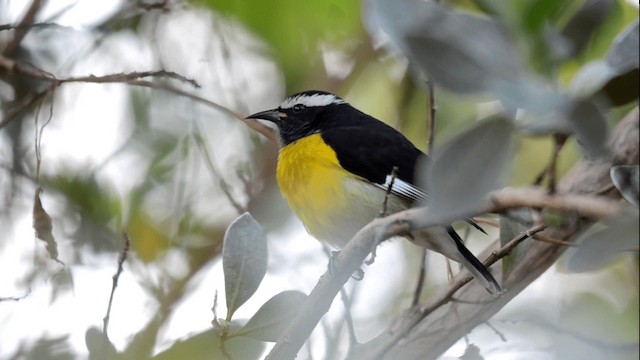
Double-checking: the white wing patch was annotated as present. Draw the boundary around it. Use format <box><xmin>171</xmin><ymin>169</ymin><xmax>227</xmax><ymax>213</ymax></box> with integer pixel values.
<box><xmin>376</xmin><ymin>176</ymin><xmax>428</xmax><ymax>202</ymax></box>
<box><xmin>280</xmin><ymin>93</ymin><xmax>345</xmax><ymax>109</ymax></box>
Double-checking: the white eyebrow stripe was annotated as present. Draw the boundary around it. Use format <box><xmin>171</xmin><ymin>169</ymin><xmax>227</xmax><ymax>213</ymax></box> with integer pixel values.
<box><xmin>280</xmin><ymin>94</ymin><xmax>345</xmax><ymax>109</ymax></box>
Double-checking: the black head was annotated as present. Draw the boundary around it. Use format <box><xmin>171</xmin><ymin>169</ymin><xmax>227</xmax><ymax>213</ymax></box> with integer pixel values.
<box><xmin>246</xmin><ymin>90</ymin><xmax>351</xmax><ymax>145</ymax></box>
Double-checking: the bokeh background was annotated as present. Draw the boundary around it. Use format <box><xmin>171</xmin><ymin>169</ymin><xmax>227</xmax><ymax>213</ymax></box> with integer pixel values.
<box><xmin>0</xmin><ymin>0</ymin><xmax>638</xmax><ymax>359</ymax></box>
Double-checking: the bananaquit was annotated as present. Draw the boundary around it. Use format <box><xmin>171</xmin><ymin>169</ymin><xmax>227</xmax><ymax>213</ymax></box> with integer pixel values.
<box><xmin>247</xmin><ymin>90</ymin><xmax>500</xmax><ymax>294</ymax></box>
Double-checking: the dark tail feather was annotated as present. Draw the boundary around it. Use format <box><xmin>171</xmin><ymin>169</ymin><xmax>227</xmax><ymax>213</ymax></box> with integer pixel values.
<box><xmin>465</xmin><ymin>218</ymin><xmax>487</xmax><ymax>235</ymax></box>
<box><xmin>447</xmin><ymin>227</ymin><xmax>501</xmax><ymax>295</ymax></box>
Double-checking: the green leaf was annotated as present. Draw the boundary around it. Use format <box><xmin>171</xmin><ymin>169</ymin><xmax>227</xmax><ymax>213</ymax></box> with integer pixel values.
<box><xmin>202</xmin><ymin>0</ymin><xmax>361</xmax><ymax>86</ymax></box>
<box><xmin>523</xmin><ymin>0</ymin><xmax>567</xmax><ymax>33</ymax></box>
<box><xmin>223</xmin><ymin>212</ymin><xmax>268</xmax><ymax>321</ymax></box>
<box><xmin>420</xmin><ymin>116</ymin><xmax>515</xmax><ymax>223</ymax></box>
<box><xmin>233</xmin><ymin>290</ymin><xmax>307</xmax><ymax>342</ymax></box>
<box><xmin>560</xmin><ymin>0</ymin><xmax>615</xmax><ymax>58</ymax></box>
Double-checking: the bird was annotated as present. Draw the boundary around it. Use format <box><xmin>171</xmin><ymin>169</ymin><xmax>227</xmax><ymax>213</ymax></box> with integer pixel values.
<box><xmin>247</xmin><ymin>90</ymin><xmax>500</xmax><ymax>294</ymax></box>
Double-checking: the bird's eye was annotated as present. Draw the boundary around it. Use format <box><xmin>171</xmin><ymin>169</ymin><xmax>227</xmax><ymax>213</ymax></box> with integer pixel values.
<box><xmin>292</xmin><ymin>104</ymin><xmax>305</xmax><ymax>112</ymax></box>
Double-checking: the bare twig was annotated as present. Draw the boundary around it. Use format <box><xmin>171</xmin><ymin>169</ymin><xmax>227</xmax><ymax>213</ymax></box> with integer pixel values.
<box><xmin>0</xmin><ymin>57</ymin><xmax>277</xmax><ymax>142</ymax></box>
<box><xmin>426</xmin><ymin>79</ymin><xmax>436</xmax><ymax>155</ymax></box>
<box><xmin>125</xmin><ymin>80</ymin><xmax>276</xmax><ymax>141</ymax></box>
<box><xmin>339</xmin><ymin>287</ymin><xmax>358</xmax><ymax>353</ymax></box>
<box><xmin>487</xmin><ymin>186</ymin><xmax>619</xmax><ymax>219</ymax></box>
<box><xmin>532</xmin><ymin>233</ymin><xmax>575</xmax><ymax>247</ymax></box>
<box><xmin>1</xmin><ymin>0</ymin><xmax>43</xmax><ymax>55</ymax></box>
<box><xmin>0</xmin><ymin>288</ymin><xmax>32</xmax><ymax>302</ymax></box>
<box><xmin>379</xmin><ymin>166</ymin><xmax>398</xmax><ymax>217</ymax></box>
<box><xmin>103</xmin><ymin>233</ymin><xmax>131</xmax><ymax>339</ymax></box>
<box><xmin>193</xmin><ymin>132</ymin><xmax>247</xmax><ymax>214</ymax></box>
<box><xmin>413</xmin><ymin>78</ymin><xmax>437</xmax><ymax>307</ymax></box>
<box><xmin>411</xmin><ymin>251</ymin><xmax>428</xmax><ymax>307</ymax></box>
<box><xmin>533</xmin><ymin>134</ymin><xmax>568</xmax><ymax>193</ymax></box>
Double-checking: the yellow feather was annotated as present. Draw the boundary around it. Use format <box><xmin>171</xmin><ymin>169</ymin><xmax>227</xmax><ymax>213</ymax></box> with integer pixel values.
<box><xmin>276</xmin><ymin>134</ymin><xmax>408</xmax><ymax>247</ymax></box>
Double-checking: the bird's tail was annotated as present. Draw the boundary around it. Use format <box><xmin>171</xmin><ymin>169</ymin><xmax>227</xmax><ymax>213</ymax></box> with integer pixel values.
<box><xmin>446</xmin><ymin>227</ymin><xmax>501</xmax><ymax>295</ymax></box>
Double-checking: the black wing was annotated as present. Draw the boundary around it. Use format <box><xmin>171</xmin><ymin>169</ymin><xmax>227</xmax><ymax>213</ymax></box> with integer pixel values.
<box><xmin>321</xmin><ymin>111</ymin><xmax>485</xmax><ymax>232</ymax></box>
<box><xmin>320</xmin><ymin>113</ymin><xmax>426</xmax><ymax>201</ymax></box>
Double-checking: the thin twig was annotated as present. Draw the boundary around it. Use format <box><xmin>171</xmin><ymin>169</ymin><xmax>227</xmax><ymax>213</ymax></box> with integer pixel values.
<box><xmin>0</xmin><ymin>57</ymin><xmax>278</xmax><ymax>142</ymax></box>
<box><xmin>533</xmin><ymin>134</ymin><xmax>568</xmax><ymax>193</ymax></box>
<box><xmin>485</xmin><ymin>321</ymin><xmax>507</xmax><ymax>342</ymax></box>
<box><xmin>411</xmin><ymin>251</ymin><xmax>428</xmax><ymax>307</ymax></box>
<box><xmin>379</xmin><ymin>166</ymin><xmax>399</xmax><ymax>217</ymax></box>
<box><xmin>547</xmin><ymin>134</ymin><xmax>568</xmax><ymax>194</ymax></box>
<box><xmin>1</xmin><ymin>0</ymin><xmax>43</xmax><ymax>55</ymax></box>
<box><xmin>0</xmin><ymin>22</ymin><xmax>66</xmax><ymax>31</ymax></box>
<box><xmin>532</xmin><ymin>233</ymin><xmax>575</xmax><ymax>247</ymax></box>
<box><xmin>488</xmin><ymin>186</ymin><xmax>619</xmax><ymax>219</ymax></box>
<box><xmin>418</xmin><ymin>224</ymin><xmax>547</xmax><ymax>317</ymax></box>
<box><xmin>0</xmin><ymin>288</ymin><xmax>32</xmax><ymax>302</ymax></box>
<box><xmin>413</xmin><ymin>79</ymin><xmax>436</xmax><ymax>307</ymax></box>
<box><xmin>426</xmin><ymin>79</ymin><xmax>436</xmax><ymax>155</ymax></box>
<box><xmin>193</xmin><ymin>132</ymin><xmax>247</xmax><ymax>214</ymax></box>
<box><xmin>103</xmin><ymin>233</ymin><xmax>131</xmax><ymax>339</ymax></box>
<box><xmin>339</xmin><ymin>287</ymin><xmax>358</xmax><ymax>354</ymax></box>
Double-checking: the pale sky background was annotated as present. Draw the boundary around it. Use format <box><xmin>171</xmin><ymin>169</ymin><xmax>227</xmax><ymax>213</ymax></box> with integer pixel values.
<box><xmin>0</xmin><ymin>1</ymin><xmax>638</xmax><ymax>359</ymax></box>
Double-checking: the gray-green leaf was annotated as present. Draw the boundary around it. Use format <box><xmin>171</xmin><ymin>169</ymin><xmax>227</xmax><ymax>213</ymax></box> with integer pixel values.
<box><xmin>499</xmin><ymin>209</ymin><xmax>534</xmax><ymax>278</ymax></box>
<box><xmin>561</xmin><ymin>214</ymin><xmax>639</xmax><ymax>273</ymax></box>
<box><xmin>420</xmin><ymin>116</ymin><xmax>515</xmax><ymax>223</ymax></box>
<box><xmin>369</xmin><ymin>0</ymin><xmax>522</xmax><ymax>94</ymax></box>
<box><xmin>610</xmin><ymin>165</ymin><xmax>639</xmax><ymax>207</ymax></box>
<box><xmin>234</xmin><ymin>290</ymin><xmax>307</xmax><ymax>342</ymax></box>
<box><xmin>223</xmin><ymin>212</ymin><xmax>268</xmax><ymax>321</ymax></box>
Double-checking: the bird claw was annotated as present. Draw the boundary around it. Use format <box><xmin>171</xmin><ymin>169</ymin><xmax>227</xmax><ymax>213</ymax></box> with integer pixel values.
<box><xmin>327</xmin><ymin>250</ymin><xmax>366</xmax><ymax>281</ymax></box>
<box><xmin>351</xmin><ymin>268</ymin><xmax>365</xmax><ymax>281</ymax></box>
<box><xmin>364</xmin><ymin>241</ymin><xmax>379</xmax><ymax>265</ymax></box>
<box><xmin>328</xmin><ymin>250</ymin><xmax>341</xmax><ymax>274</ymax></box>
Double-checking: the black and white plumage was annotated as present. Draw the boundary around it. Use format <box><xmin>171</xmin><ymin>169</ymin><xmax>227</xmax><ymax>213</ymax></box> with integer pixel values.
<box><xmin>247</xmin><ymin>90</ymin><xmax>501</xmax><ymax>294</ymax></box>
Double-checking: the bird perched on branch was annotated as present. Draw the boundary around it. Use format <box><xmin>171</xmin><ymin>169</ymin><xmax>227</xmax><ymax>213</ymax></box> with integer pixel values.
<box><xmin>247</xmin><ymin>90</ymin><xmax>500</xmax><ymax>294</ymax></box>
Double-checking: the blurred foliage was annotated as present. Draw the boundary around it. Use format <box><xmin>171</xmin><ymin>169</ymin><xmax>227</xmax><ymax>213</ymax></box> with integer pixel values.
<box><xmin>201</xmin><ymin>0</ymin><xmax>364</xmax><ymax>88</ymax></box>
<box><xmin>152</xmin><ymin>328</ymin><xmax>265</xmax><ymax>360</ymax></box>
<box><xmin>0</xmin><ymin>0</ymin><xmax>638</xmax><ymax>359</ymax></box>
<box><xmin>553</xmin><ymin>292</ymin><xmax>639</xmax><ymax>359</ymax></box>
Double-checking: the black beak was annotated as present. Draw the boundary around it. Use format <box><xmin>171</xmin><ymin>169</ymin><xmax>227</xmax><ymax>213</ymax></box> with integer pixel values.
<box><xmin>245</xmin><ymin>109</ymin><xmax>285</xmax><ymax>123</ymax></box>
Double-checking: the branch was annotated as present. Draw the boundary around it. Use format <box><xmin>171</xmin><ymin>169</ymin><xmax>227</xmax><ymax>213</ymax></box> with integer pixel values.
<box><xmin>354</xmin><ymin>106</ymin><xmax>639</xmax><ymax>360</ymax></box>
<box><xmin>266</xmin><ymin>107</ymin><xmax>638</xmax><ymax>360</ymax></box>
<box><xmin>1</xmin><ymin>0</ymin><xmax>43</xmax><ymax>55</ymax></box>
<box><xmin>103</xmin><ymin>233</ymin><xmax>131</xmax><ymax>340</ymax></box>
<box><xmin>0</xmin><ymin>57</ymin><xmax>277</xmax><ymax>141</ymax></box>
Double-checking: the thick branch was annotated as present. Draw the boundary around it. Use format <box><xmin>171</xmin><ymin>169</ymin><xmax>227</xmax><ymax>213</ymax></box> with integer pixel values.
<box><xmin>266</xmin><ymin>108</ymin><xmax>638</xmax><ymax>360</ymax></box>
<box><xmin>354</xmin><ymin>107</ymin><xmax>639</xmax><ymax>360</ymax></box>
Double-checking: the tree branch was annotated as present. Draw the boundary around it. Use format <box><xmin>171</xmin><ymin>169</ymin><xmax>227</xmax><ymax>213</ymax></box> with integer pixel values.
<box><xmin>265</xmin><ymin>107</ymin><xmax>638</xmax><ymax>360</ymax></box>
<box><xmin>0</xmin><ymin>57</ymin><xmax>277</xmax><ymax>142</ymax></box>
<box><xmin>354</xmin><ymin>106</ymin><xmax>639</xmax><ymax>360</ymax></box>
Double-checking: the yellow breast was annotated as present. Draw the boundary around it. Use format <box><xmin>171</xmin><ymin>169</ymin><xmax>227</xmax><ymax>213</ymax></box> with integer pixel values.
<box><xmin>276</xmin><ymin>134</ymin><xmax>409</xmax><ymax>247</ymax></box>
<box><xmin>277</xmin><ymin>134</ymin><xmax>346</xmax><ymax>233</ymax></box>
